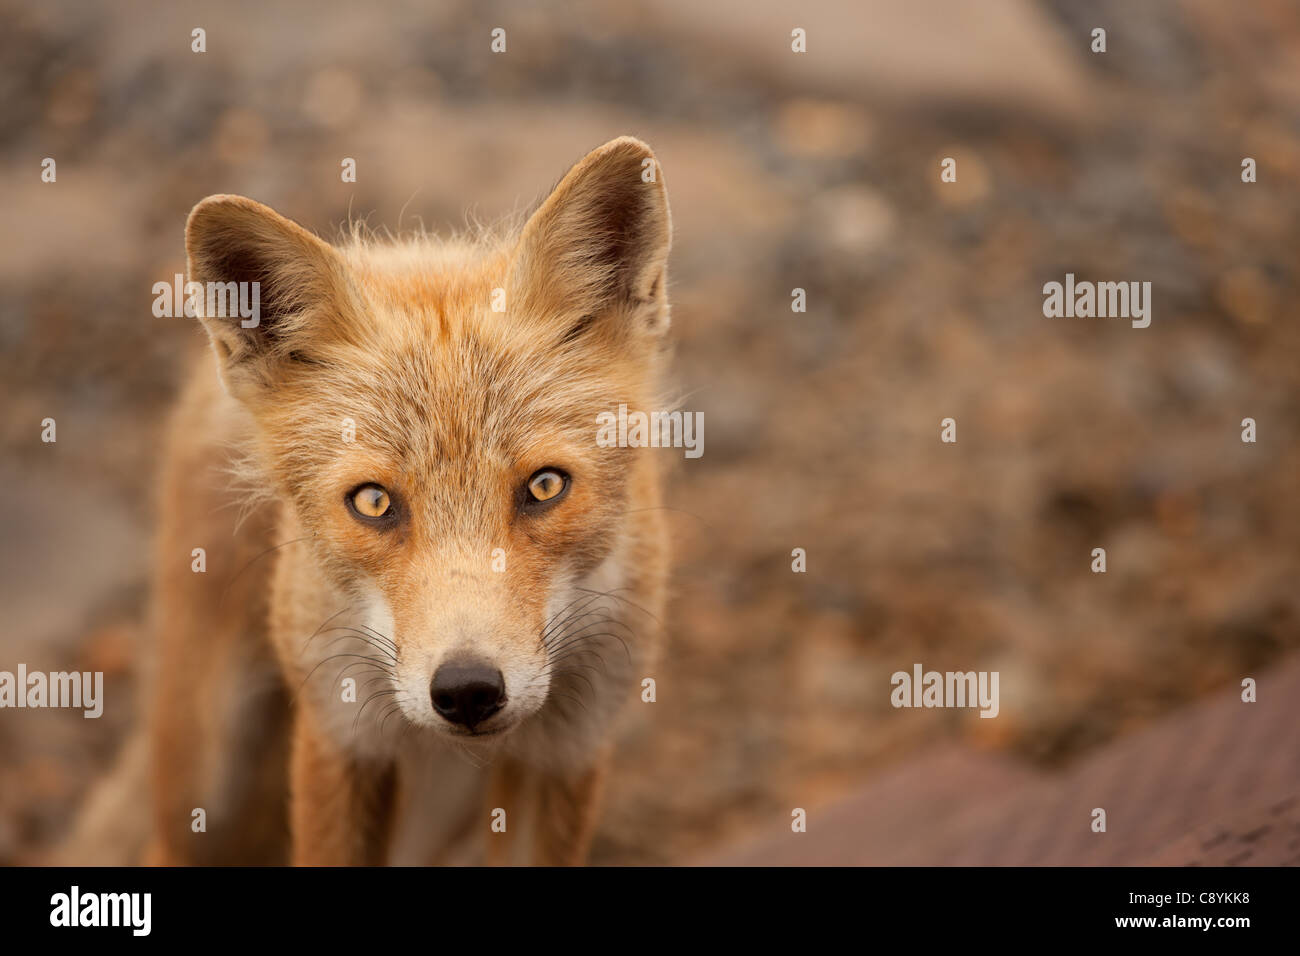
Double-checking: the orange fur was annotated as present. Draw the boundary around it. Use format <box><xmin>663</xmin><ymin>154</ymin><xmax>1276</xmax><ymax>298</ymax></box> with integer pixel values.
<box><xmin>144</xmin><ymin>137</ymin><xmax>672</xmax><ymax>865</ymax></box>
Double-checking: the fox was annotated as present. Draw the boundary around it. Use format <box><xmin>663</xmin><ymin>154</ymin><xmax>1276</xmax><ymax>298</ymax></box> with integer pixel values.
<box><xmin>74</xmin><ymin>137</ymin><xmax>673</xmax><ymax>866</ymax></box>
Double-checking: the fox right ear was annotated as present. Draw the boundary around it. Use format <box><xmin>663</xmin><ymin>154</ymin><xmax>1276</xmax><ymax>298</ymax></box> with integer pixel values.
<box><xmin>185</xmin><ymin>195</ymin><xmax>359</xmax><ymax>394</ymax></box>
<box><xmin>509</xmin><ymin>136</ymin><xmax>673</xmax><ymax>338</ymax></box>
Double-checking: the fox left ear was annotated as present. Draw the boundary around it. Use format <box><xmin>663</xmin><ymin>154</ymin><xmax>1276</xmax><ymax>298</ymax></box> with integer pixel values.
<box><xmin>185</xmin><ymin>195</ymin><xmax>362</xmax><ymax>397</ymax></box>
<box><xmin>510</xmin><ymin>136</ymin><xmax>672</xmax><ymax>336</ymax></box>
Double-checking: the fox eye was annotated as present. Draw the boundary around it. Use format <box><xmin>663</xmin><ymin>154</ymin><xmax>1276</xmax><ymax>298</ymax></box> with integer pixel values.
<box><xmin>525</xmin><ymin>469</ymin><xmax>568</xmax><ymax>505</ymax></box>
<box><xmin>348</xmin><ymin>484</ymin><xmax>393</xmax><ymax>520</ymax></box>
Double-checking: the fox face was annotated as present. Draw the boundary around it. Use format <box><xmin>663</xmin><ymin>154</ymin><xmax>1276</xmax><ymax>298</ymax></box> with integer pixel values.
<box><xmin>185</xmin><ymin>138</ymin><xmax>671</xmax><ymax>747</ymax></box>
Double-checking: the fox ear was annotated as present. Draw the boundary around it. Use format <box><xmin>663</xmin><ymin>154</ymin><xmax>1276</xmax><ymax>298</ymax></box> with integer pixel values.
<box><xmin>185</xmin><ymin>195</ymin><xmax>358</xmax><ymax>393</ymax></box>
<box><xmin>510</xmin><ymin>136</ymin><xmax>672</xmax><ymax>335</ymax></box>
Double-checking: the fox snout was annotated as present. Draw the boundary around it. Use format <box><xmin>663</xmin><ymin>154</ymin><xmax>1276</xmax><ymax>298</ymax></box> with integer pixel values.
<box><xmin>430</xmin><ymin>660</ymin><xmax>506</xmax><ymax>731</ymax></box>
<box><xmin>393</xmin><ymin>628</ymin><xmax>547</xmax><ymax>737</ymax></box>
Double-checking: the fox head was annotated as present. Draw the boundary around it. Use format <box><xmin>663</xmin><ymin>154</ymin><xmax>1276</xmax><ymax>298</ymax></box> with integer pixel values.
<box><xmin>185</xmin><ymin>137</ymin><xmax>671</xmax><ymax>744</ymax></box>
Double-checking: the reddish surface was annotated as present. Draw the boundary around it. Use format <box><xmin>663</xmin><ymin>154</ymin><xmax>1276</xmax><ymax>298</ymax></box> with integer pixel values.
<box><xmin>704</xmin><ymin>656</ymin><xmax>1300</xmax><ymax>865</ymax></box>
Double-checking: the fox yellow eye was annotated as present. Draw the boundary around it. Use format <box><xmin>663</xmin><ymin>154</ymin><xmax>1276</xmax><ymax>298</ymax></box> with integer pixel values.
<box><xmin>526</xmin><ymin>469</ymin><xmax>567</xmax><ymax>504</ymax></box>
<box><xmin>348</xmin><ymin>484</ymin><xmax>392</xmax><ymax>520</ymax></box>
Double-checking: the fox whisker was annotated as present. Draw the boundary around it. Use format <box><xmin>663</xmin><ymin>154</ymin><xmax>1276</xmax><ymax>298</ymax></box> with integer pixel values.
<box><xmin>300</xmin><ymin>606</ymin><xmax>354</xmax><ymax>651</ymax></box>
<box><xmin>354</xmin><ymin>688</ymin><xmax>403</xmax><ymax>733</ymax></box>
<box><xmin>295</xmin><ymin>652</ymin><xmax>395</xmax><ymax>702</ymax></box>
<box><xmin>572</xmin><ymin>586</ymin><xmax>664</xmax><ymax>627</ymax></box>
<box><xmin>540</xmin><ymin>592</ymin><xmax>616</xmax><ymax>643</ymax></box>
<box><xmin>544</xmin><ymin>616</ymin><xmax>633</xmax><ymax>656</ymax></box>
<box><xmin>217</xmin><ymin>533</ymin><xmax>318</xmax><ymax>609</ymax></box>
<box><xmin>317</xmin><ymin>627</ymin><xmax>399</xmax><ymax>664</ymax></box>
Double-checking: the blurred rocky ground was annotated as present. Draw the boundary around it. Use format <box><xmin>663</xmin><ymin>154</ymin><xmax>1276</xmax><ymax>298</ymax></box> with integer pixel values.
<box><xmin>0</xmin><ymin>0</ymin><xmax>1296</xmax><ymax>863</ymax></box>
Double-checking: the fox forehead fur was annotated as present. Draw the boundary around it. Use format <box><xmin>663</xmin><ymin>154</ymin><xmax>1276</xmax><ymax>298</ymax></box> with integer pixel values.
<box><xmin>184</xmin><ymin>136</ymin><xmax>672</xmax><ymax>770</ymax></box>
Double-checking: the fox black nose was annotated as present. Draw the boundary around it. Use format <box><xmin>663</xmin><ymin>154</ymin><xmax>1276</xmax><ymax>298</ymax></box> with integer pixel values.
<box><xmin>430</xmin><ymin>662</ymin><xmax>505</xmax><ymax>729</ymax></box>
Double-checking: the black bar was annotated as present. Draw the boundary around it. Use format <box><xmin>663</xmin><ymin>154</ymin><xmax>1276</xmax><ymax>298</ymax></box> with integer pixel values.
<box><xmin>0</xmin><ymin>866</ymin><xmax>1280</xmax><ymax>943</ymax></box>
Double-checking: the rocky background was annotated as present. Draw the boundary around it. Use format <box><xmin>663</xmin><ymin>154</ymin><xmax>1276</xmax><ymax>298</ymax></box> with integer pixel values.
<box><xmin>1</xmin><ymin>0</ymin><xmax>1297</xmax><ymax>863</ymax></box>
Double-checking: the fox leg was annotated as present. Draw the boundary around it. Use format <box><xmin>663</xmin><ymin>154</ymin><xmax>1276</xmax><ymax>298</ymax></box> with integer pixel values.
<box><xmin>148</xmin><ymin>670</ymin><xmax>291</xmax><ymax>865</ymax></box>
<box><xmin>290</xmin><ymin>712</ymin><xmax>397</xmax><ymax>865</ymax></box>
<box><xmin>148</xmin><ymin>505</ymin><xmax>292</xmax><ymax>866</ymax></box>
<box><xmin>485</xmin><ymin>755</ymin><xmax>607</xmax><ymax>866</ymax></box>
